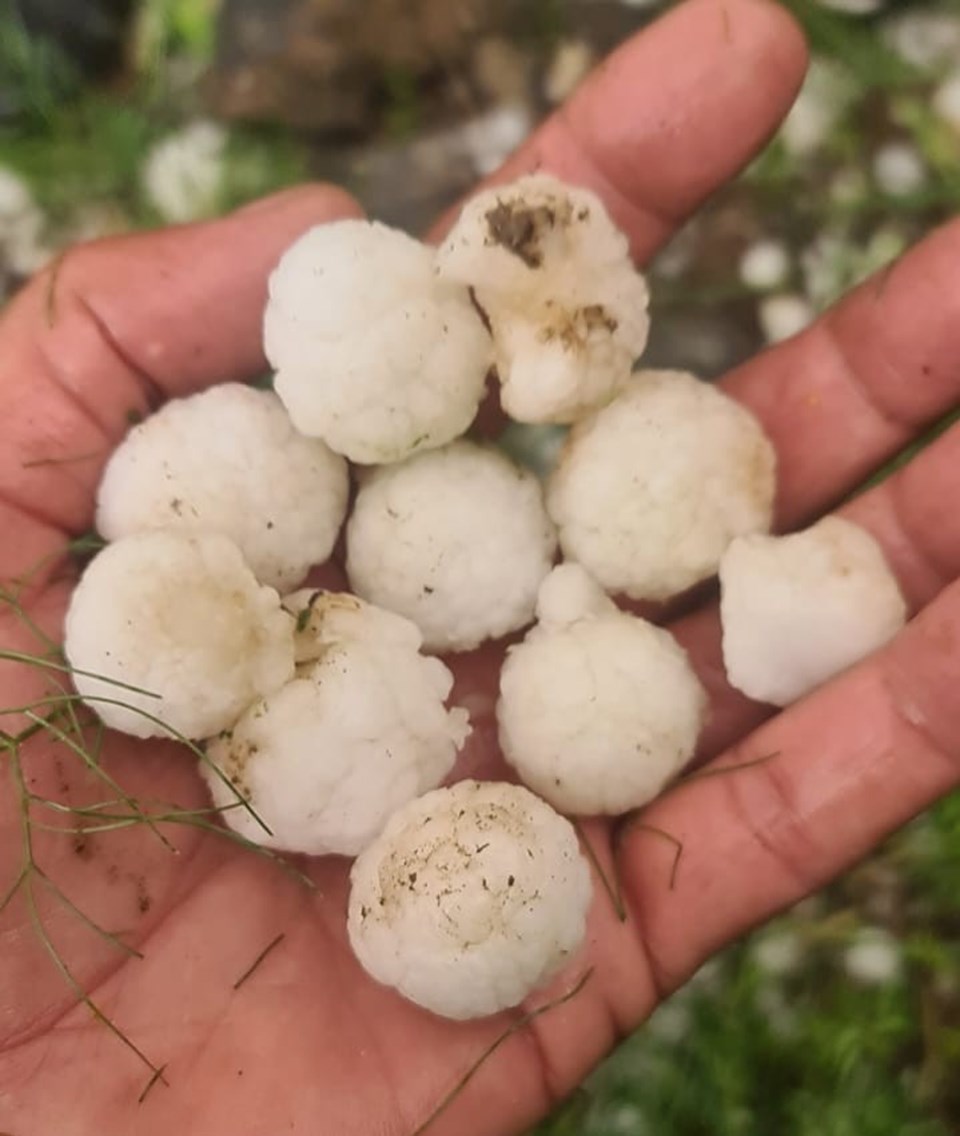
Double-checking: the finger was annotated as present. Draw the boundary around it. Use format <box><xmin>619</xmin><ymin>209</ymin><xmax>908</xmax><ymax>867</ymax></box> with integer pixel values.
<box><xmin>839</xmin><ymin>425</ymin><xmax>960</xmax><ymax>611</ymax></box>
<box><xmin>722</xmin><ymin>216</ymin><xmax>960</xmax><ymax>528</ymax></box>
<box><xmin>0</xmin><ymin>185</ymin><xmax>361</xmax><ymax>546</ymax></box>
<box><xmin>650</xmin><ymin>220</ymin><xmax>960</xmax><ymax>759</ymax></box>
<box><xmin>619</xmin><ymin>579</ymin><xmax>960</xmax><ymax>996</ymax></box>
<box><xmin>428</xmin><ymin>0</ymin><xmax>808</xmax><ymax>260</ymax></box>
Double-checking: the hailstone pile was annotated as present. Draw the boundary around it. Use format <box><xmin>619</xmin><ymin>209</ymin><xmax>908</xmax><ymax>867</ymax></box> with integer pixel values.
<box><xmin>63</xmin><ymin>173</ymin><xmax>907</xmax><ymax>1021</ymax></box>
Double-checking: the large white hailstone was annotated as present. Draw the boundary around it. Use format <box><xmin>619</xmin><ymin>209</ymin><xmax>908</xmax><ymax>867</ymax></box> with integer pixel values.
<box><xmin>96</xmin><ymin>384</ymin><xmax>349</xmax><ymax>592</ymax></box>
<box><xmin>436</xmin><ymin>174</ymin><xmax>650</xmax><ymax>424</ymax></box>
<box><xmin>498</xmin><ymin>564</ymin><xmax>707</xmax><ymax>816</ymax></box>
<box><xmin>347</xmin><ymin>780</ymin><xmax>592</xmax><ymax>1020</ymax></box>
<box><xmin>547</xmin><ymin>371</ymin><xmax>776</xmax><ymax>602</ymax></box>
<box><xmin>142</xmin><ymin>120</ymin><xmax>227</xmax><ymax>224</ymax></box>
<box><xmin>720</xmin><ymin>516</ymin><xmax>907</xmax><ymax>707</ymax></box>
<box><xmin>264</xmin><ymin>220</ymin><xmax>491</xmax><ymax>465</ymax></box>
<box><xmin>202</xmin><ymin>590</ymin><xmax>470</xmax><ymax>856</ymax></box>
<box><xmin>347</xmin><ymin>441</ymin><xmax>557</xmax><ymax>651</ymax></box>
<box><xmin>65</xmin><ymin>532</ymin><xmax>294</xmax><ymax>740</ymax></box>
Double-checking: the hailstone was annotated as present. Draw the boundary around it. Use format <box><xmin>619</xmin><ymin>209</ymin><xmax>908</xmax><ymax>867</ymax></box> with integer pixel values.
<box><xmin>547</xmin><ymin>370</ymin><xmax>776</xmax><ymax>601</ymax></box>
<box><xmin>346</xmin><ymin>440</ymin><xmax>557</xmax><ymax>652</ymax></box>
<box><xmin>720</xmin><ymin>516</ymin><xmax>908</xmax><ymax>706</ymax></box>
<box><xmin>201</xmin><ymin>589</ymin><xmax>471</xmax><ymax>856</ymax></box>
<box><xmin>96</xmin><ymin>384</ymin><xmax>349</xmax><ymax>591</ymax></box>
<box><xmin>498</xmin><ymin>564</ymin><xmax>708</xmax><ymax>815</ymax></box>
<box><xmin>347</xmin><ymin>780</ymin><xmax>592</xmax><ymax>1019</ymax></box>
<box><xmin>64</xmin><ymin>532</ymin><xmax>294</xmax><ymax>740</ymax></box>
<box><xmin>436</xmin><ymin>173</ymin><xmax>650</xmax><ymax>423</ymax></box>
<box><xmin>264</xmin><ymin>219</ymin><xmax>491</xmax><ymax>464</ymax></box>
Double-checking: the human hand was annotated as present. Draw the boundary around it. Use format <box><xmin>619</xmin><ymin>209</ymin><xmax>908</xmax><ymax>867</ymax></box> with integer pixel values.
<box><xmin>2</xmin><ymin>1</ymin><xmax>959</xmax><ymax>1133</ymax></box>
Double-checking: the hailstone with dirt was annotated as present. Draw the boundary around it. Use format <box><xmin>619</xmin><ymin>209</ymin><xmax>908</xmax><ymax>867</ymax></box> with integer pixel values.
<box><xmin>202</xmin><ymin>590</ymin><xmax>470</xmax><ymax>857</ymax></box>
<box><xmin>64</xmin><ymin>531</ymin><xmax>294</xmax><ymax>740</ymax></box>
<box><xmin>96</xmin><ymin>384</ymin><xmax>349</xmax><ymax>591</ymax></box>
<box><xmin>437</xmin><ymin>173</ymin><xmax>650</xmax><ymax>424</ymax></box>
<box><xmin>347</xmin><ymin>779</ymin><xmax>592</xmax><ymax>1019</ymax></box>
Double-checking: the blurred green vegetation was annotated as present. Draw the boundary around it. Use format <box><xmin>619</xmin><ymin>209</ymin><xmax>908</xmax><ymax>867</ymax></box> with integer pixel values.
<box><xmin>0</xmin><ymin>0</ymin><xmax>308</xmax><ymax>232</ymax></box>
<box><xmin>538</xmin><ymin>805</ymin><xmax>960</xmax><ymax>1135</ymax></box>
<box><xmin>1</xmin><ymin>2</ymin><xmax>959</xmax><ymax>1134</ymax></box>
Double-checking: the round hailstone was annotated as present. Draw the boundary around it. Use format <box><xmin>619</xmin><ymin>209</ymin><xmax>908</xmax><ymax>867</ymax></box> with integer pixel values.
<box><xmin>882</xmin><ymin>12</ymin><xmax>960</xmax><ymax>70</ymax></box>
<box><xmin>498</xmin><ymin>565</ymin><xmax>706</xmax><ymax>815</ymax></box>
<box><xmin>264</xmin><ymin>220</ymin><xmax>491</xmax><ymax>465</ymax></box>
<box><xmin>843</xmin><ymin>928</ymin><xmax>902</xmax><ymax>987</ymax></box>
<box><xmin>547</xmin><ymin>371</ymin><xmax>776</xmax><ymax>602</ymax></box>
<box><xmin>347</xmin><ymin>780</ymin><xmax>592</xmax><ymax>1020</ymax></box>
<box><xmin>346</xmin><ymin>441</ymin><xmax>557</xmax><ymax>651</ymax></box>
<box><xmin>202</xmin><ymin>590</ymin><xmax>470</xmax><ymax>857</ymax></box>
<box><xmin>933</xmin><ymin>71</ymin><xmax>960</xmax><ymax>132</ymax></box>
<box><xmin>758</xmin><ymin>293</ymin><xmax>814</xmax><ymax>343</ymax></box>
<box><xmin>0</xmin><ymin>165</ymin><xmax>51</xmax><ymax>276</ymax></box>
<box><xmin>436</xmin><ymin>173</ymin><xmax>650</xmax><ymax>424</ymax></box>
<box><xmin>872</xmin><ymin>142</ymin><xmax>927</xmax><ymax>198</ymax></box>
<box><xmin>719</xmin><ymin>516</ymin><xmax>907</xmax><ymax>707</ymax></box>
<box><xmin>817</xmin><ymin>0</ymin><xmax>884</xmax><ymax>13</ymax></box>
<box><xmin>739</xmin><ymin>238</ymin><xmax>791</xmax><ymax>292</ymax></box>
<box><xmin>543</xmin><ymin>39</ymin><xmax>595</xmax><ymax>105</ymax></box>
<box><xmin>462</xmin><ymin>105</ymin><xmax>533</xmax><ymax>177</ymax></box>
<box><xmin>97</xmin><ymin>384</ymin><xmax>349</xmax><ymax>592</ymax></box>
<box><xmin>142</xmin><ymin>120</ymin><xmax>227</xmax><ymax>224</ymax></box>
<box><xmin>64</xmin><ymin>532</ymin><xmax>294</xmax><ymax>740</ymax></box>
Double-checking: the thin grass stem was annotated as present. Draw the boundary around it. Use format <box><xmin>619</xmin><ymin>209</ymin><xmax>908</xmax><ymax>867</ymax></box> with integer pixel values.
<box><xmin>409</xmin><ymin>970</ymin><xmax>594</xmax><ymax>1136</ymax></box>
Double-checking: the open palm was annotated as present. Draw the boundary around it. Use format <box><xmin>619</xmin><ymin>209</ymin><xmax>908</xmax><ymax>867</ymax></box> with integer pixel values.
<box><xmin>2</xmin><ymin>2</ymin><xmax>960</xmax><ymax>1132</ymax></box>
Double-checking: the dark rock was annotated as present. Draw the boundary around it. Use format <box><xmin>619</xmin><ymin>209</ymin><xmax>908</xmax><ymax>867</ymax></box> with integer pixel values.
<box><xmin>208</xmin><ymin>0</ymin><xmax>525</xmax><ymax>135</ymax></box>
<box><xmin>10</xmin><ymin>0</ymin><xmax>134</xmax><ymax>77</ymax></box>
<box><xmin>314</xmin><ymin>132</ymin><xmax>475</xmax><ymax>234</ymax></box>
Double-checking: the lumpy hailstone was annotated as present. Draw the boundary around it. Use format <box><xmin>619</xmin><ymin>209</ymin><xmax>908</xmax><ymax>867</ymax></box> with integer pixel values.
<box><xmin>547</xmin><ymin>370</ymin><xmax>776</xmax><ymax>602</ymax></box>
<box><xmin>96</xmin><ymin>384</ymin><xmax>349</xmax><ymax>592</ymax></box>
<box><xmin>436</xmin><ymin>174</ymin><xmax>650</xmax><ymax>424</ymax></box>
<box><xmin>720</xmin><ymin>516</ymin><xmax>907</xmax><ymax>707</ymax></box>
<box><xmin>264</xmin><ymin>220</ymin><xmax>491</xmax><ymax>464</ymax></box>
<box><xmin>347</xmin><ymin>441</ymin><xmax>557</xmax><ymax>652</ymax></box>
<box><xmin>64</xmin><ymin>532</ymin><xmax>294</xmax><ymax>740</ymax></box>
<box><xmin>347</xmin><ymin>780</ymin><xmax>592</xmax><ymax>1020</ymax></box>
<box><xmin>202</xmin><ymin>590</ymin><xmax>469</xmax><ymax>857</ymax></box>
<box><xmin>498</xmin><ymin>564</ymin><xmax>707</xmax><ymax>815</ymax></box>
